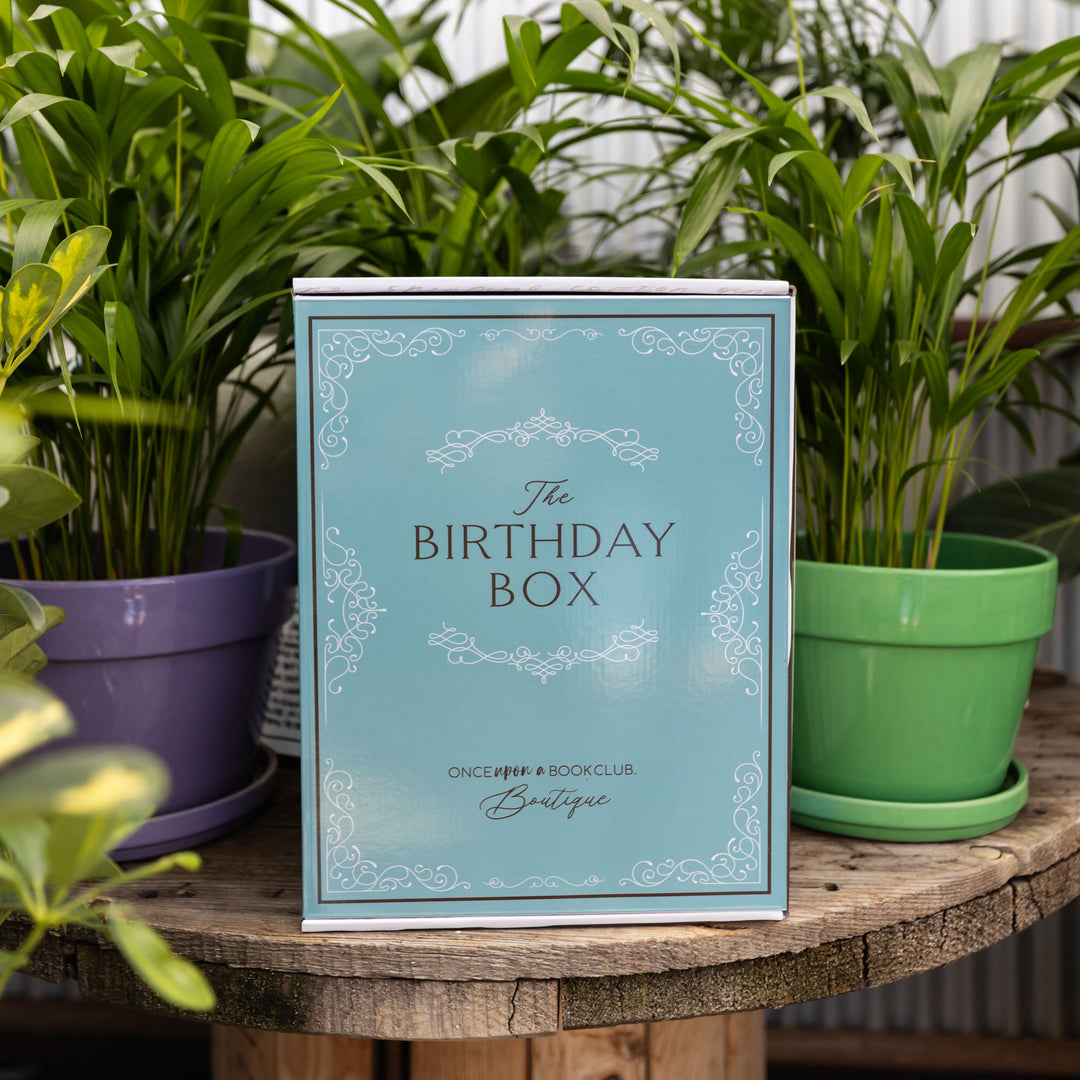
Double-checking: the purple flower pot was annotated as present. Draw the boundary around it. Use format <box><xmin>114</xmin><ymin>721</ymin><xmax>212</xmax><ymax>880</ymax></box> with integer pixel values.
<box><xmin>7</xmin><ymin>529</ymin><xmax>296</xmax><ymax>822</ymax></box>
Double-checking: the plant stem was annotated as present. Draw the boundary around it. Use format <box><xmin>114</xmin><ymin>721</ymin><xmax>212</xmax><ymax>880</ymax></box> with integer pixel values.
<box><xmin>786</xmin><ymin>0</ymin><xmax>809</xmax><ymax>121</ymax></box>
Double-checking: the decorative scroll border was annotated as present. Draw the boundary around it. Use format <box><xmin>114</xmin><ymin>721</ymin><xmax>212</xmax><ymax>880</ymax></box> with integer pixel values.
<box><xmin>426</xmin><ymin>408</ymin><xmax>658</xmax><ymax>472</ymax></box>
<box><xmin>323</xmin><ymin>760</ymin><xmax>470</xmax><ymax>894</ymax></box>
<box><xmin>484</xmin><ymin>875</ymin><xmax>604</xmax><ymax>889</ymax></box>
<box><xmin>618</xmin><ymin>754</ymin><xmax>763</xmax><ymax>888</ymax></box>
<box><xmin>310</xmin><ymin>312</ymin><xmax>777</xmax><ymax>904</ymax></box>
<box><xmin>479</xmin><ymin>327</ymin><xmax>602</xmax><ymax>342</ymax></box>
<box><xmin>321</xmin><ymin>498</ymin><xmax>384</xmax><ymax>698</ymax></box>
<box><xmin>701</xmin><ymin>503</ymin><xmax>765</xmax><ymax>703</ymax></box>
<box><xmin>316</xmin><ymin>327</ymin><xmax>466</xmax><ymax>470</ymax></box>
<box><xmin>618</xmin><ymin>326</ymin><xmax>765</xmax><ymax>464</ymax></box>
<box><xmin>428</xmin><ymin>622</ymin><xmax>659</xmax><ymax>684</ymax></box>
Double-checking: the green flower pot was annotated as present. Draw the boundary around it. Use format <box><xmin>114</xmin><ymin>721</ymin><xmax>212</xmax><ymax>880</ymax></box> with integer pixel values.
<box><xmin>792</xmin><ymin>533</ymin><xmax>1057</xmax><ymax>836</ymax></box>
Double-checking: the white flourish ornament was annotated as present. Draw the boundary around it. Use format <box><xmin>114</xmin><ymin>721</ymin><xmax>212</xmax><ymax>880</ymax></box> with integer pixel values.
<box><xmin>428</xmin><ymin>622</ymin><xmax>659</xmax><ymax>684</ymax></box>
<box><xmin>316</xmin><ymin>327</ymin><xmax>465</xmax><ymax>469</ymax></box>
<box><xmin>484</xmin><ymin>875</ymin><xmax>604</xmax><ymax>889</ymax></box>
<box><xmin>618</xmin><ymin>326</ymin><xmax>766</xmax><ymax>464</ymax></box>
<box><xmin>322</xmin><ymin>514</ymin><xmax>384</xmax><ymax>696</ymax></box>
<box><xmin>426</xmin><ymin>408</ymin><xmax>658</xmax><ymax>472</ymax></box>
<box><xmin>479</xmin><ymin>327</ymin><xmax>602</xmax><ymax>342</ymax></box>
<box><xmin>323</xmin><ymin>760</ymin><xmax>470</xmax><ymax>894</ymax></box>
<box><xmin>701</xmin><ymin>514</ymin><xmax>764</xmax><ymax>697</ymax></box>
<box><xmin>619</xmin><ymin>754</ymin><xmax>763</xmax><ymax>888</ymax></box>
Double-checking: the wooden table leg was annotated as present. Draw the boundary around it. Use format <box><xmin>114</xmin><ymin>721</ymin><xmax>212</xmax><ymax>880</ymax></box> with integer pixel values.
<box><xmin>211</xmin><ymin>1012</ymin><xmax>765</xmax><ymax>1080</ymax></box>
<box><xmin>210</xmin><ymin>1027</ymin><xmax>376</xmax><ymax>1079</ymax></box>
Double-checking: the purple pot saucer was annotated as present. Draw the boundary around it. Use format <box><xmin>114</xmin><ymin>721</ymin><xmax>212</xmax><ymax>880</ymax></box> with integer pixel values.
<box><xmin>112</xmin><ymin>747</ymin><xmax>278</xmax><ymax>862</ymax></box>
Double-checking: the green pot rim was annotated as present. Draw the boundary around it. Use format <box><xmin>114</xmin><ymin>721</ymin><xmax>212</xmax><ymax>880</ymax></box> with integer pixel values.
<box><xmin>795</xmin><ymin>533</ymin><xmax>1058</xmax><ymax>646</ymax></box>
<box><xmin>790</xmin><ymin>758</ymin><xmax>1029</xmax><ymax>842</ymax></box>
<box><xmin>795</xmin><ymin>531</ymin><xmax>1056</xmax><ymax>578</ymax></box>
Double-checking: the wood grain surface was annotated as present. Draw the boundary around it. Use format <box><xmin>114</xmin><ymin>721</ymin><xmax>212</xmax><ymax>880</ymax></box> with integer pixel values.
<box><xmin>212</xmin><ymin>1015</ymin><xmax>766</xmax><ymax>1080</ymax></box>
<box><xmin>210</xmin><ymin>1029</ymin><xmax>376</xmax><ymax>1080</ymax></box>
<box><xmin>7</xmin><ymin>672</ymin><xmax>1080</xmax><ymax>1040</ymax></box>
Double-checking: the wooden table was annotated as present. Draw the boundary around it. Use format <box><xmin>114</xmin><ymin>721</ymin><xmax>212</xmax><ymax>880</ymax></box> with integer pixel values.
<box><xmin>11</xmin><ymin>672</ymin><xmax>1080</xmax><ymax>1079</ymax></box>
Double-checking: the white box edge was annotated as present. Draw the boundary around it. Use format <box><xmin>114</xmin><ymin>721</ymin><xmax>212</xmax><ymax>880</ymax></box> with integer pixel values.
<box><xmin>293</xmin><ymin>276</ymin><xmax>792</xmax><ymax>297</ymax></box>
<box><xmin>301</xmin><ymin>909</ymin><xmax>787</xmax><ymax>932</ymax></box>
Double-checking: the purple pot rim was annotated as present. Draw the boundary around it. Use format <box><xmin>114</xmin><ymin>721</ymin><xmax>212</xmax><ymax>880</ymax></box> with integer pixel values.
<box><xmin>2</xmin><ymin>527</ymin><xmax>296</xmax><ymax>592</ymax></box>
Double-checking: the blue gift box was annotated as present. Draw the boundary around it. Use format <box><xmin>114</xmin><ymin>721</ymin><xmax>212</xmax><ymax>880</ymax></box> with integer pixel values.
<box><xmin>294</xmin><ymin>278</ymin><xmax>794</xmax><ymax>930</ymax></box>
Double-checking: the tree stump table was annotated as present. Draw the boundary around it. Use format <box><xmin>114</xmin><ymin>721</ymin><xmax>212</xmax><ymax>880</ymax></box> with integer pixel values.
<box><xmin>11</xmin><ymin>671</ymin><xmax>1080</xmax><ymax>1079</ymax></box>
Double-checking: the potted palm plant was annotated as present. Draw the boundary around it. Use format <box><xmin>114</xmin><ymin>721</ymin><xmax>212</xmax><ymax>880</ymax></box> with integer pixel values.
<box><xmin>0</xmin><ymin>0</ymin><xmax>635</xmax><ymax>849</ymax></box>
<box><xmin>650</xmin><ymin>1</ymin><xmax>1080</xmax><ymax>838</ymax></box>
<box><xmin>0</xmin><ymin>0</ymin><xmax>398</xmax><ymax>852</ymax></box>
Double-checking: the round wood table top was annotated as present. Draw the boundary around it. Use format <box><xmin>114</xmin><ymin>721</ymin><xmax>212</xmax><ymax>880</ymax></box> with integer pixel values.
<box><xmin>14</xmin><ymin>672</ymin><xmax>1080</xmax><ymax>1042</ymax></box>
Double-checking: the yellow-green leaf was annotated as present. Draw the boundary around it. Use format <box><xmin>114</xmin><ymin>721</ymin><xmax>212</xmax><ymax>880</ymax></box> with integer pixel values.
<box><xmin>0</xmin><ymin>746</ymin><xmax>168</xmax><ymax>819</ymax></box>
<box><xmin>47</xmin><ymin>225</ymin><xmax>111</xmax><ymax>319</ymax></box>
<box><xmin>0</xmin><ymin>677</ymin><xmax>72</xmax><ymax>768</ymax></box>
<box><xmin>1</xmin><ymin>263</ymin><xmax>62</xmax><ymax>358</ymax></box>
<box><xmin>107</xmin><ymin>913</ymin><xmax>216</xmax><ymax>1012</ymax></box>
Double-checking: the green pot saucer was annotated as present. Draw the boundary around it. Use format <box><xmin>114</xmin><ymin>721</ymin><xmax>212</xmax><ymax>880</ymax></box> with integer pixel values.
<box><xmin>790</xmin><ymin>758</ymin><xmax>1029</xmax><ymax>842</ymax></box>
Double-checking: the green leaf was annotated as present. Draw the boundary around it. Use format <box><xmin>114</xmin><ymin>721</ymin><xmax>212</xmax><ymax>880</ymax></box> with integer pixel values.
<box><xmin>164</xmin><ymin>14</ymin><xmax>236</xmax><ymax>127</ymax></box>
<box><xmin>96</xmin><ymin>43</ymin><xmax>145</xmax><ymax>76</ymax></box>
<box><xmin>28</xmin><ymin>5</ymin><xmax>90</xmax><ymax>51</ymax></box>
<box><xmin>0</xmin><ymin>818</ymin><xmax>48</xmax><ymax>892</ymax></box>
<box><xmin>843</xmin><ymin>155</ymin><xmax>888</xmax><ymax>218</ymax></box>
<box><xmin>691</xmin><ymin>125</ymin><xmax>755</xmax><ymax>162</ymax></box>
<box><xmin>767</xmin><ymin>149</ymin><xmax>807</xmax><ymax>188</ymax></box>
<box><xmin>895</xmin><ymin>339</ymin><xmax>919</xmax><ymax>365</ymax></box>
<box><xmin>931</xmin><ymin>220</ymin><xmax>976</xmax><ymax>292</ymax></box>
<box><xmin>787</xmin><ymin>150</ymin><xmax>845</xmax><ymax>218</ymax></box>
<box><xmin>573</xmin><ymin>0</ymin><xmax>621</xmax><ymax>53</ymax></box>
<box><xmin>0</xmin><ymin>746</ymin><xmax>168</xmax><ymax>820</ymax></box>
<box><xmin>841</xmin><ymin>219</ymin><xmax>862</xmax><ymax>332</ymax></box>
<box><xmin>804</xmin><ymin>86</ymin><xmax>876</xmax><ymax>140</ymax></box>
<box><xmin>896</xmin><ymin>40</ymin><xmax>945</xmax><ymax>100</ymax></box>
<box><xmin>618</xmin><ymin>0</ymin><xmax>679</xmax><ymax>85</ymax></box>
<box><xmin>858</xmin><ymin>190</ymin><xmax>893</xmax><ymax>343</ymax></box>
<box><xmin>0</xmin><ymin>604</ymin><xmax>64</xmax><ymax>677</ymax></box>
<box><xmin>878</xmin><ymin>153</ymin><xmax>916</xmax><ymax>198</ymax></box>
<box><xmin>949</xmin><ymin>349</ymin><xmax>1040</xmax><ymax>426</ymax></box>
<box><xmin>919</xmin><ymin>348</ymin><xmax>951</xmax><ymax>431</ymax></box>
<box><xmin>0</xmin><ymin>863</ymin><xmax>29</xmax><ymax>899</ymax></box>
<box><xmin>198</xmin><ymin>118</ymin><xmax>259</xmax><ymax>228</ymax></box>
<box><xmin>941</xmin><ymin>42</ymin><xmax>1001</xmax><ymax>163</ymax></box>
<box><xmin>0</xmin><ymin>583</ymin><xmax>45</xmax><ymax>632</ymax></box>
<box><xmin>45</xmin><ymin>812</ymin><xmax>134</xmax><ymax>894</ymax></box>
<box><xmin>12</xmin><ymin>199</ymin><xmax>74</xmax><ymax>273</ymax></box>
<box><xmin>504</xmin><ymin>15</ymin><xmax>543</xmax><ymax>106</ymax></box>
<box><xmin>0</xmin><ymin>93</ymin><xmax>68</xmax><ymax>134</ymax></box>
<box><xmin>0</xmin><ymin>93</ymin><xmax>108</xmax><ymax>179</ymax></box>
<box><xmin>673</xmin><ymin>146</ymin><xmax>746</xmax><ymax>269</ymax></box>
<box><xmin>530</xmin><ymin>22</ymin><xmax>604</xmax><ymax>98</ymax></box>
<box><xmin>106</xmin><ymin>75</ymin><xmax>189</xmax><ymax>161</ymax></box>
<box><xmin>335</xmin><ymin>154</ymin><xmax>410</xmax><ymax>219</ymax></box>
<box><xmin>947</xmin><ymin>467</ymin><xmax>1080</xmax><ymax>580</ymax></box>
<box><xmin>0</xmin><ymin>464</ymin><xmax>80</xmax><ymax>538</ymax></box>
<box><xmin>3</xmin><ymin>640</ymin><xmax>45</xmax><ymax>678</ymax></box>
<box><xmin>0</xmin><ymin>676</ymin><xmax>72</xmax><ymax>768</ymax></box>
<box><xmin>895</xmin><ymin>193</ymin><xmax>936</xmax><ymax>293</ymax></box>
<box><xmin>107</xmin><ymin>913</ymin><xmax>216</xmax><ymax>1012</ymax></box>
<box><xmin>745</xmin><ymin>209</ymin><xmax>845</xmax><ymax>341</ymax></box>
